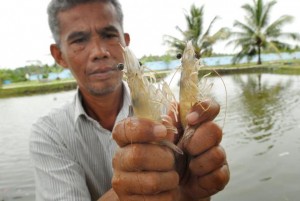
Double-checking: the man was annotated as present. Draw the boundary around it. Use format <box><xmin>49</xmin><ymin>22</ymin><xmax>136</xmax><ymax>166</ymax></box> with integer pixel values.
<box><xmin>29</xmin><ymin>0</ymin><xmax>229</xmax><ymax>200</ymax></box>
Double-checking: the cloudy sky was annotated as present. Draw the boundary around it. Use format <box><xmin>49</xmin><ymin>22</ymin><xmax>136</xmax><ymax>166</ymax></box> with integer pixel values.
<box><xmin>0</xmin><ymin>0</ymin><xmax>299</xmax><ymax>69</ymax></box>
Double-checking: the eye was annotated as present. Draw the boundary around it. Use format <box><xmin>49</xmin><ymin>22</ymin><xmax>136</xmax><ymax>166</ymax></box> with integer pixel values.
<box><xmin>71</xmin><ymin>37</ymin><xmax>87</xmax><ymax>44</ymax></box>
<box><xmin>102</xmin><ymin>32</ymin><xmax>118</xmax><ymax>39</ymax></box>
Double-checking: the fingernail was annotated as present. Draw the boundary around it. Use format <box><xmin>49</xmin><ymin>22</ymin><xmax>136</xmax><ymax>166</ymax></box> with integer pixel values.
<box><xmin>153</xmin><ymin>124</ymin><xmax>167</xmax><ymax>138</ymax></box>
<box><xmin>186</xmin><ymin>111</ymin><xmax>199</xmax><ymax>124</ymax></box>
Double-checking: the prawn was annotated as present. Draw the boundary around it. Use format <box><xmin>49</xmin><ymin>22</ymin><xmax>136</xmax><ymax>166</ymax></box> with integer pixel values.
<box><xmin>121</xmin><ymin>45</ymin><xmax>183</xmax><ymax>154</ymax></box>
<box><xmin>179</xmin><ymin>41</ymin><xmax>219</xmax><ymax>142</ymax></box>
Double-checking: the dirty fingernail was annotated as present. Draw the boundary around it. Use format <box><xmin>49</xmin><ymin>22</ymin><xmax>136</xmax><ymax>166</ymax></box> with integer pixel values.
<box><xmin>153</xmin><ymin>124</ymin><xmax>167</xmax><ymax>138</ymax></box>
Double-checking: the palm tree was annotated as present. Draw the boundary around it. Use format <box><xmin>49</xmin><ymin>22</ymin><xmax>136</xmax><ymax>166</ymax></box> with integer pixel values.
<box><xmin>228</xmin><ymin>0</ymin><xmax>300</xmax><ymax>64</ymax></box>
<box><xmin>163</xmin><ymin>4</ymin><xmax>229</xmax><ymax>59</ymax></box>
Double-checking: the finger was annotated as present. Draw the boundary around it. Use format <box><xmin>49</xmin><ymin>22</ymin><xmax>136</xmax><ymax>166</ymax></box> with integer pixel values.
<box><xmin>184</xmin><ymin>121</ymin><xmax>222</xmax><ymax>156</ymax></box>
<box><xmin>117</xmin><ymin>189</ymin><xmax>178</xmax><ymax>201</ymax></box>
<box><xmin>113</xmin><ymin>144</ymin><xmax>175</xmax><ymax>171</ymax></box>
<box><xmin>112</xmin><ymin>117</ymin><xmax>167</xmax><ymax>147</ymax></box>
<box><xmin>186</xmin><ymin>99</ymin><xmax>220</xmax><ymax>126</ymax></box>
<box><xmin>98</xmin><ymin>189</ymin><xmax>119</xmax><ymax>201</ymax></box>
<box><xmin>112</xmin><ymin>170</ymin><xmax>179</xmax><ymax>195</ymax></box>
<box><xmin>196</xmin><ymin>164</ymin><xmax>230</xmax><ymax>195</ymax></box>
<box><xmin>183</xmin><ymin>164</ymin><xmax>230</xmax><ymax>198</ymax></box>
<box><xmin>189</xmin><ymin>146</ymin><xmax>226</xmax><ymax>176</ymax></box>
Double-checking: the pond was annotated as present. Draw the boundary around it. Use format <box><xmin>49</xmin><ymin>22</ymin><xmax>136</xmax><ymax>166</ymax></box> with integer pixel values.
<box><xmin>0</xmin><ymin>72</ymin><xmax>299</xmax><ymax>201</ymax></box>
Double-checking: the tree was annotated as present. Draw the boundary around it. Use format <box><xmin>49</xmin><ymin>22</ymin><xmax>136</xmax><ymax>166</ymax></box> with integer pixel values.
<box><xmin>163</xmin><ymin>4</ymin><xmax>229</xmax><ymax>59</ymax></box>
<box><xmin>228</xmin><ymin>0</ymin><xmax>300</xmax><ymax>64</ymax></box>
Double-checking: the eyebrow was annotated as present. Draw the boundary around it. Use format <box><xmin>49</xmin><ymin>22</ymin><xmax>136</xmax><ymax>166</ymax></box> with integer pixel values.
<box><xmin>97</xmin><ymin>25</ymin><xmax>119</xmax><ymax>35</ymax></box>
<box><xmin>66</xmin><ymin>25</ymin><xmax>120</xmax><ymax>43</ymax></box>
<box><xmin>66</xmin><ymin>31</ymin><xmax>89</xmax><ymax>42</ymax></box>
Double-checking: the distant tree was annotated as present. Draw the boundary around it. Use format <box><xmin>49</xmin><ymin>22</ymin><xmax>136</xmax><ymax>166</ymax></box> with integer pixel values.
<box><xmin>228</xmin><ymin>0</ymin><xmax>300</xmax><ymax>64</ymax></box>
<box><xmin>163</xmin><ymin>4</ymin><xmax>230</xmax><ymax>59</ymax></box>
<box><xmin>0</xmin><ymin>68</ymin><xmax>27</xmax><ymax>83</ymax></box>
<box><xmin>140</xmin><ymin>54</ymin><xmax>173</xmax><ymax>63</ymax></box>
<box><xmin>52</xmin><ymin>63</ymin><xmax>64</xmax><ymax>80</ymax></box>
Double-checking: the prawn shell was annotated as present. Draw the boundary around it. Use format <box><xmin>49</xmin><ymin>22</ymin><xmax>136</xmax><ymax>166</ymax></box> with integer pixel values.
<box><xmin>179</xmin><ymin>41</ymin><xmax>199</xmax><ymax>128</ymax></box>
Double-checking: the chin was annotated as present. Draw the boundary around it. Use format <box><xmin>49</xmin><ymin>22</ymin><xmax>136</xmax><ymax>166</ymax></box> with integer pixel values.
<box><xmin>87</xmin><ymin>81</ymin><xmax>122</xmax><ymax>96</ymax></box>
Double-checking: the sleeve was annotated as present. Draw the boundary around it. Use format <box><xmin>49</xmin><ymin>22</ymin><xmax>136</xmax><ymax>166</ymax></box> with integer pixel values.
<box><xmin>29</xmin><ymin>117</ymin><xmax>91</xmax><ymax>201</ymax></box>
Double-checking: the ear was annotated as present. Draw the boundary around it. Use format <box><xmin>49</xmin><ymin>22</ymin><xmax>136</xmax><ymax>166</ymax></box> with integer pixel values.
<box><xmin>50</xmin><ymin>44</ymin><xmax>68</xmax><ymax>68</ymax></box>
<box><xmin>124</xmin><ymin>33</ymin><xmax>130</xmax><ymax>46</ymax></box>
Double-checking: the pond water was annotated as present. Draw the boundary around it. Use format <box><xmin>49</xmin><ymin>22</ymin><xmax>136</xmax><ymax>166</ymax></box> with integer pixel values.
<box><xmin>0</xmin><ymin>72</ymin><xmax>299</xmax><ymax>201</ymax></box>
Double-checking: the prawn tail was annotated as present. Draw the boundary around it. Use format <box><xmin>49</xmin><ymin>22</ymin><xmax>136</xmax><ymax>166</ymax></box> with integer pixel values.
<box><xmin>180</xmin><ymin>125</ymin><xmax>196</xmax><ymax>144</ymax></box>
<box><xmin>160</xmin><ymin>114</ymin><xmax>182</xmax><ymax>154</ymax></box>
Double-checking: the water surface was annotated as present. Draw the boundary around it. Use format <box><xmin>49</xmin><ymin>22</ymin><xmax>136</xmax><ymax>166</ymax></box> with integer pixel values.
<box><xmin>0</xmin><ymin>73</ymin><xmax>299</xmax><ymax>200</ymax></box>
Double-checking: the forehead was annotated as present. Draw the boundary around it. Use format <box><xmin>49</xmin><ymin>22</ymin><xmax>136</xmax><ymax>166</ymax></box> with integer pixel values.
<box><xmin>57</xmin><ymin>2</ymin><xmax>122</xmax><ymax>35</ymax></box>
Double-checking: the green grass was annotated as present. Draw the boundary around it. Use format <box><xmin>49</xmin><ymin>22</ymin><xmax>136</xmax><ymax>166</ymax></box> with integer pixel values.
<box><xmin>0</xmin><ymin>79</ymin><xmax>77</xmax><ymax>98</ymax></box>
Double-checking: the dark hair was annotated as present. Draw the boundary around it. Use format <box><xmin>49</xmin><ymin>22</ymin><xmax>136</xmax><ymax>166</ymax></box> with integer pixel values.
<box><xmin>47</xmin><ymin>0</ymin><xmax>124</xmax><ymax>45</ymax></box>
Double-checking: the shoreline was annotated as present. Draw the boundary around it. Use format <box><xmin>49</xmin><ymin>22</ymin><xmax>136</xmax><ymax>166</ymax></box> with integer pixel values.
<box><xmin>1</xmin><ymin>63</ymin><xmax>299</xmax><ymax>98</ymax></box>
<box><xmin>0</xmin><ymin>79</ymin><xmax>77</xmax><ymax>98</ymax></box>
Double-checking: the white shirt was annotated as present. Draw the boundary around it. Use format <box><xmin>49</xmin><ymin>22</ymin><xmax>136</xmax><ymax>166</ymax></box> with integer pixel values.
<box><xmin>29</xmin><ymin>83</ymin><xmax>131</xmax><ymax>201</ymax></box>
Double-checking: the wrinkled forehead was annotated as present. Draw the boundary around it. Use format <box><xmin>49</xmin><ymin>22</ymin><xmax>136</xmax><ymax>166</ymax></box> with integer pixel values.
<box><xmin>58</xmin><ymin>1</ymin><xmax>118</xmax><ymax>23</ymax></box>
<box><xmin>57</xmin><ymin>2</ymin><xmax>125</xmax><ymax>44</ymax></box>
<box><xmin>58</xmin><ymin>2</ymin><xmax>121</xmax><ymax>31</ymax></box>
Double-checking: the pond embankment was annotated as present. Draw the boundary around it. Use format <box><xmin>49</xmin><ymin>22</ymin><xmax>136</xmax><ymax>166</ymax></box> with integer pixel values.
<box><xmin>0</xmin><ymin>79</ymin><xmax>77</xmax><ymax>98</ymax></box>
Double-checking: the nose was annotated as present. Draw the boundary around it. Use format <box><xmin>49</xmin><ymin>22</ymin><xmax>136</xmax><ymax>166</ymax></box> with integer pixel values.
<box><xmin>90</xmin><ymin>38</ymin><xmax>110</xmax><ymax>61</ymax></box>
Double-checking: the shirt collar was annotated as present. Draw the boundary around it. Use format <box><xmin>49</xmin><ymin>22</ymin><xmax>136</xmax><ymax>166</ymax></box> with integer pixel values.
<box><xmin>73</xmin><ymin>81</ymin><xmax>132</xmax><ymax>124</ymax></box>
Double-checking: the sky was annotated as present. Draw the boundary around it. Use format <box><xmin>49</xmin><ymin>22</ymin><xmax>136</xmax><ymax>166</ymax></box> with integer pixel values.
<box><xmin>0</xmin><ymin>0</ymin><xmax>299</xmax><ymax>69</ymax></box>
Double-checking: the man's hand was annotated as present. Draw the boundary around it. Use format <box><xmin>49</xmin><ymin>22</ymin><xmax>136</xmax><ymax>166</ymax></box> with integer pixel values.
<box><xmin>112</xmin><ymin>117</ymin><xmax>179</xmax><ymax>201</ymax></box>
<box><xmin>176</xmin><ymin>99</ymin><xmax>230</xmax><ymax>201</ymax></box>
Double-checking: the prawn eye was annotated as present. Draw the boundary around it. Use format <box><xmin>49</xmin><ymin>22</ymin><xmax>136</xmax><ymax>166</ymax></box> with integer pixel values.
<box><xmin>176</xmin><ymin>53</ymin><xmax>182</xmax><ymax>59</ymax></box>
<box><xmin>195</xmin><ymin>53</ymin><xmax>201</xmax><ymax>59</ymax></box>
<box><xmin>117</xmin><ymin>63</ymin><xmax>124</xmax><ymax>71</ymax></box>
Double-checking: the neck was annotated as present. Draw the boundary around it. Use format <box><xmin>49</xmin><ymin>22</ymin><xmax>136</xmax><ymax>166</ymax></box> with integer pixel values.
<box><xmin>81</xmin><ymin>86</ymin><xmax>124</xmax><ymax>131</ymax></box>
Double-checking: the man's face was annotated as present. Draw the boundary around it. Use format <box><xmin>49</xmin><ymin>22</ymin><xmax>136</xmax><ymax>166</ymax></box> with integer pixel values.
<box><xmin>51</xmin><ymin>2</ymin><xmax>129</xmax><ymax>96</ymax></box>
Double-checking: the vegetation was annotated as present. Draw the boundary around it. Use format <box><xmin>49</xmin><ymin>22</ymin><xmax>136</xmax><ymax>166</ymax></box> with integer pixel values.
<box><xmin>140</xmin><ymin>54</ymin><xmax>174</xmax><ymax>64</ymax></box>
<box><xmin>163</xmin><ymin>4</ymin><xmax>230</xmax><ymax>59</ymax></box>
<box><xmin>227</xmin><ymin>0</ymin><xmax>300</xmax><ymax>64</ymax></box>
<box><xmin>0</xmin><ymin>63</ymin><xmax>64</xmax><ymax>84</ymax></box>
<box><xmin>0</xmin><ymin>79</ymin><xmax>77</xmax><ymax>98</ymax></box>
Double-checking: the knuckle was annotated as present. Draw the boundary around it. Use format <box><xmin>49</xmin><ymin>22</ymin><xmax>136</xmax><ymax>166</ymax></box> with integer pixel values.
<box><xmin>205</xmin><ymin>121</ymin><xmax>222</xmax><ymax>144</ymax></box>
<box><xmin>211</xmin><ymin>146</ymin><xmax>226</xmax><ymax>165</ymax></box>
<box><xmin>112</xmin><ymin>120</ymin><xmax>123</xmax><ymax>139</ymax></box>
<box><xmin>212</xmin><ymin>166</ymin><xmax>230</xmax><ymax>190</ymax></box>
<box><xmin>212</xmin><ymin>100</ymin><xmax>221</xmax><ymax>116</ymax></box>
<box><xmin>128</xmin><ymin>144</ymin><xmax>144</xmax><ymax>166</ymax></box>
<box><xmin>112</xmin><ymin>149</ymin><xmax>122</xmax><ymax>169</ymax></box>
<box><xmin>111</xmin><ymin>174</ymin><xmax>122</xmax><ymax>191</ymax></box>
<box><xmin>145</xmin><ymin>173</ymin><xmax>161</xmax><ymax>193</ymax></box>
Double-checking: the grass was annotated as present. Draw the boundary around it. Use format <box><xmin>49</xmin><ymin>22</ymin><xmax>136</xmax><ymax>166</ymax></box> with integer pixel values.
<box><xmin>0</xmin><ymin>79</ymin><xmax>77</xmax><ymax>98</ymax></box>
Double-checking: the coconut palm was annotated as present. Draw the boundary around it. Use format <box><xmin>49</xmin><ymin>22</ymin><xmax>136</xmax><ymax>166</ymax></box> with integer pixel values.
<box><xmin>228</xmin><ymin>0</ymin><xmax>300</xmax><ymax>64</ymax></box>
<box><xmin>163</xmin><ymin>4</ymin><xmax>229</xmax><ymax>59</ymax></box>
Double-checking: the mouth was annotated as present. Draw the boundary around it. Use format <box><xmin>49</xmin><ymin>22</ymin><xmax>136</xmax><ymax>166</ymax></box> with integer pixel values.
<box><xmin>87</xmin><ymin>65</ymin><xmax>120</xmax><ymax>80</ymax></box>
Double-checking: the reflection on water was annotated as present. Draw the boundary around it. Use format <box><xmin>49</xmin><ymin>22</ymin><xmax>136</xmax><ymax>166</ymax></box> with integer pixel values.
<box><xmin>233</xmin><ymin>74</ymin><xmax>290</xmax><ymax>144</ymax></box>
<box><xmin>212</xmin><ymin>73</ymin><xmax>300</xmax><ymax>201</ymax></box>
<box><xmin>0</xmin><ymin>73</ymin><xmax>300</xmax><ymax>201</ymax></box>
